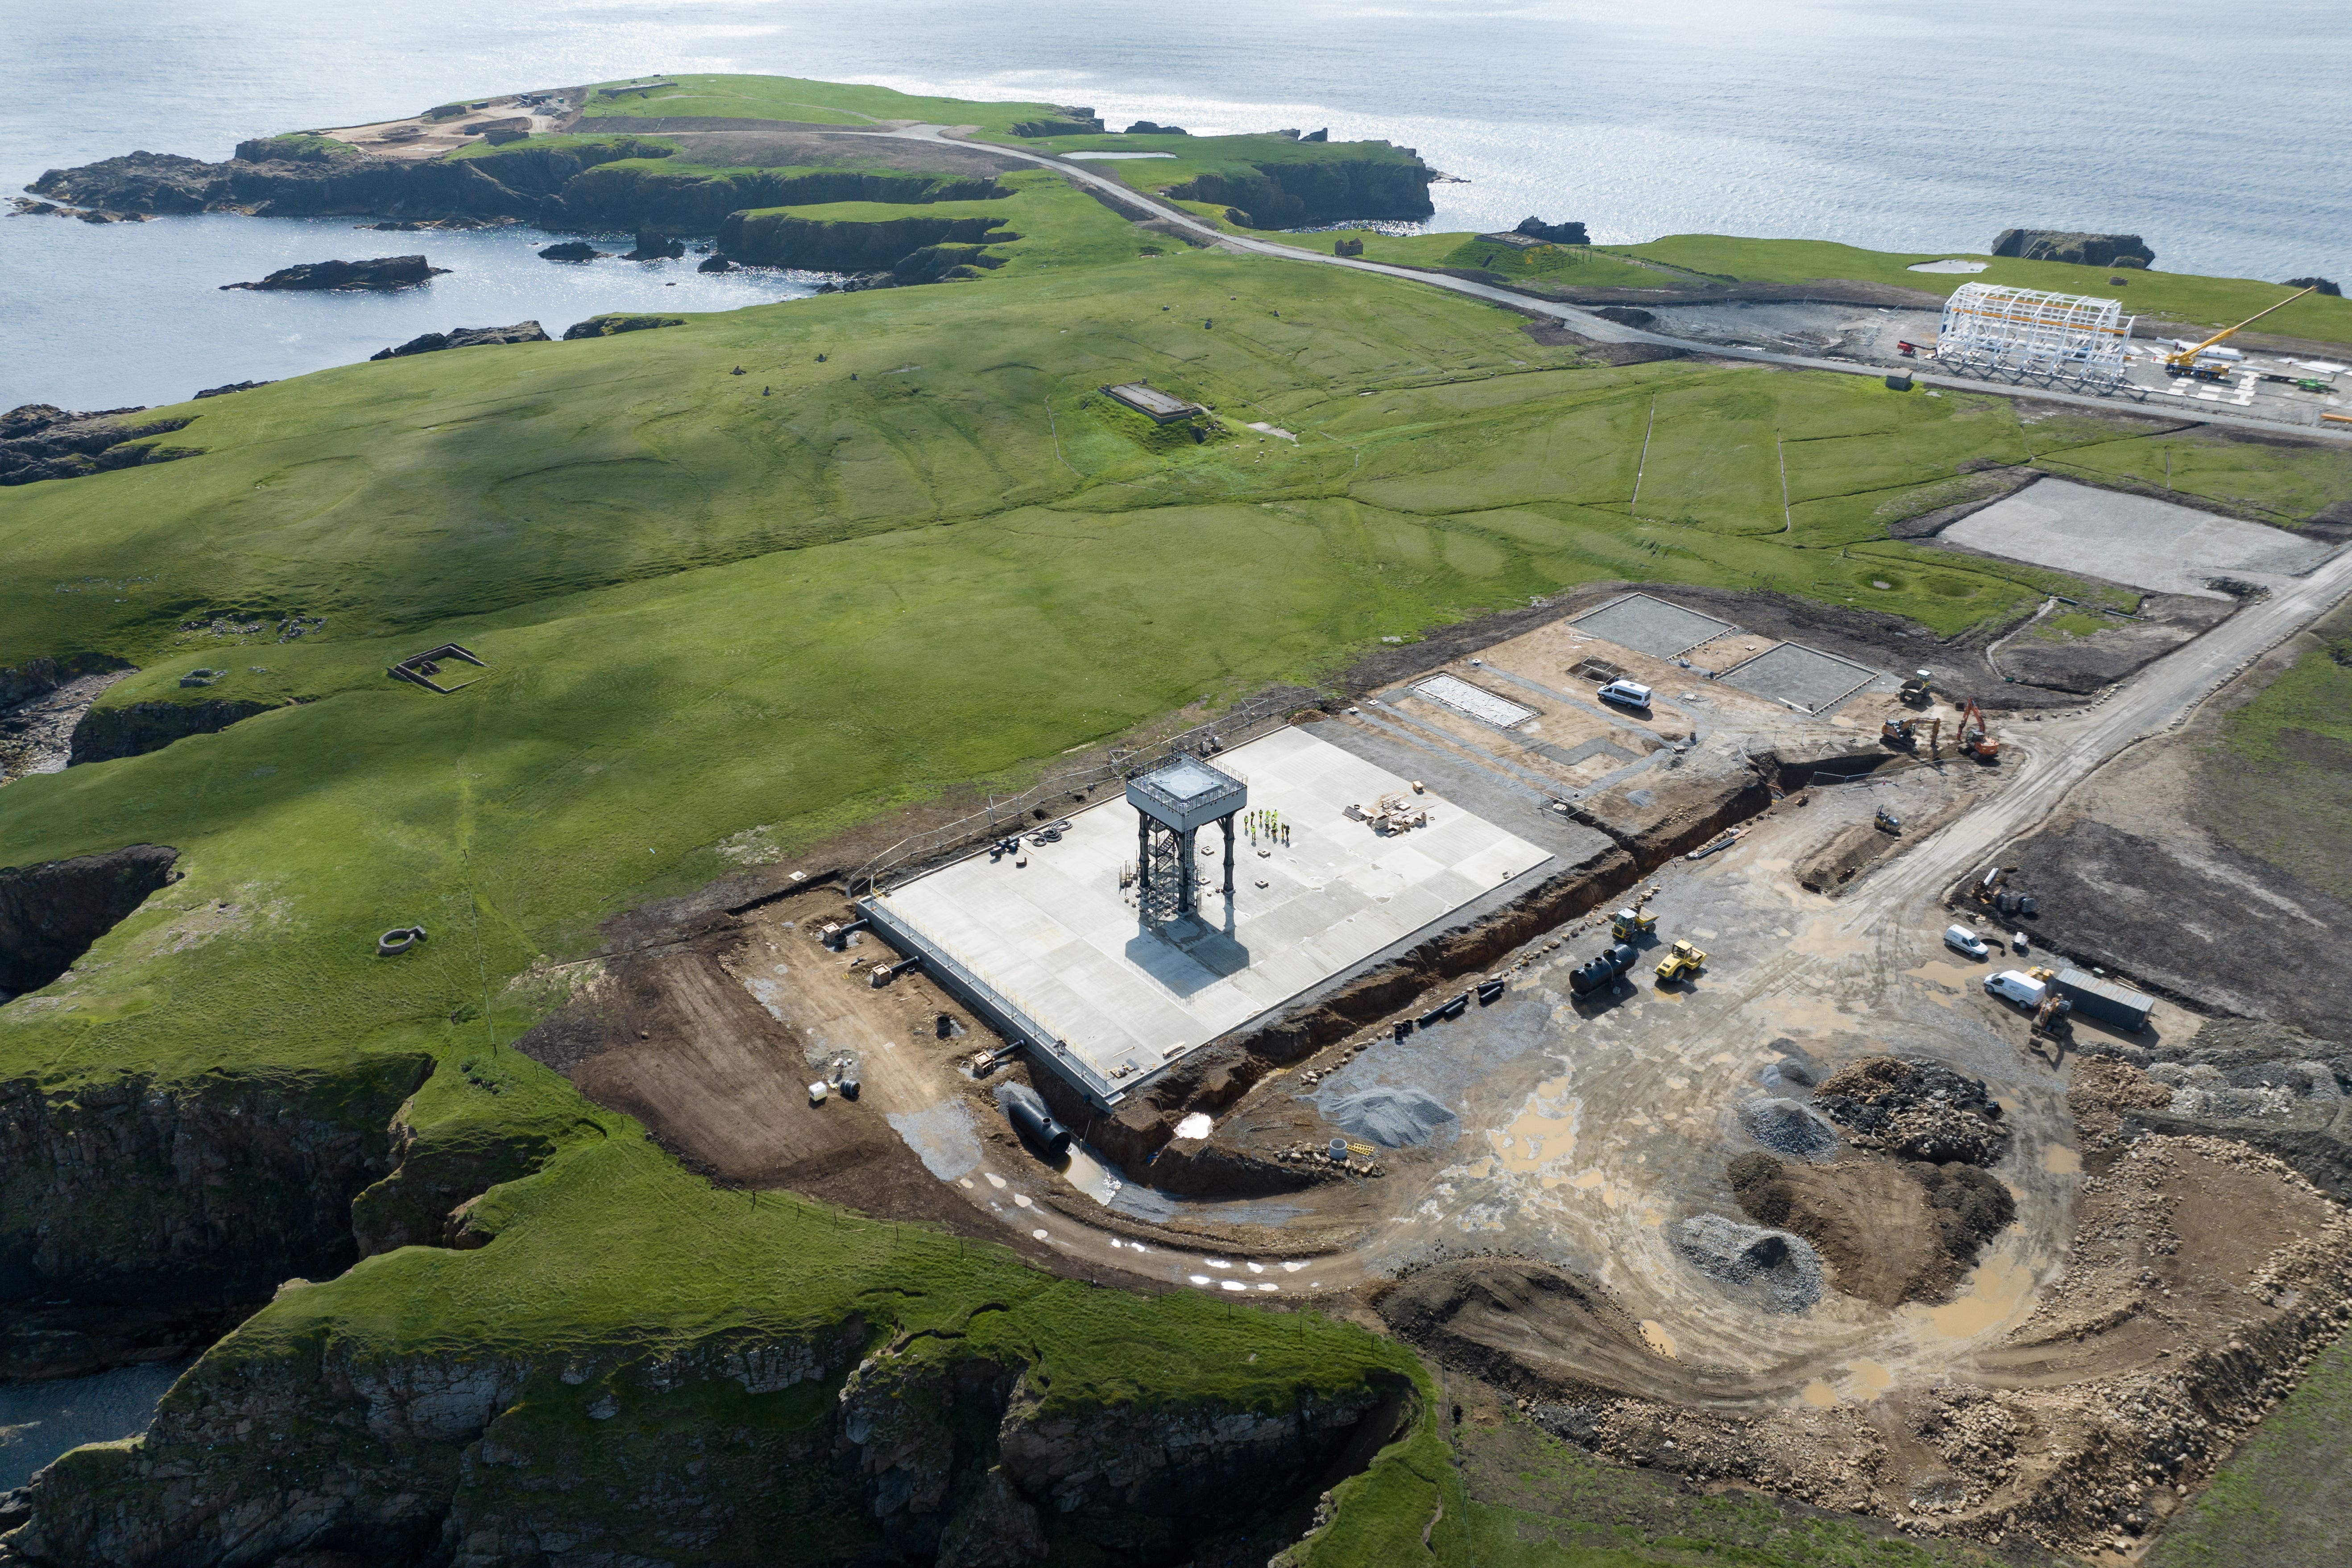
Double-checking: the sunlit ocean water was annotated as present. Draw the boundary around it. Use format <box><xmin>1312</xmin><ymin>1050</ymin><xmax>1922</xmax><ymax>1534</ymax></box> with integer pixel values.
<box><xmin>4</xmin><ymin>0</ymin><xmax>2346</xmax><ymax>409</ymax></box>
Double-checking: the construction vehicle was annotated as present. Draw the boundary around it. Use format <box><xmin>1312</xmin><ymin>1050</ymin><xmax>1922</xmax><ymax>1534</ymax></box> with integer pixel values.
<box><xmin>1610</xmin><ymin>907</ymin><xmax>1658</xmax><ymax>942</ymax></box>
<box><xmin>2030</xmin><ymin>992</ymin><xmax>2074</xmax><ymax>1040</ymax></box>
<box><xmin>1881</xmin><ymin>715</ymin><xmax>1916</xmax><ymax>747</ymax></box>
<box><xmin>1900</xmin><ymin>669</ymin><xmax>1933</xmax><ymax>705</ymax></box>
<box><xmin>1874</xmin><ymin>807</ymin><xmax>1901</xmax><ymax>835</ymax></box>
<box><xmin>1655</xmin><ymin>940</ymin><xmax>1708</xmax><ymax>985</ymax></box>
<box><xmin>2164</xmin><ymin>286</ymin><xmax>2317</xmax><ymax>381</ymax></box>
<box><xmin>1958</xmin><ymin>699</ymin><xmax>1999</xmax><ymax>760</ymax></box>
<box><xmin>1568</xmin><ymin>942</ymin><xmax>1641</xmax><ymax>997</ymax></box>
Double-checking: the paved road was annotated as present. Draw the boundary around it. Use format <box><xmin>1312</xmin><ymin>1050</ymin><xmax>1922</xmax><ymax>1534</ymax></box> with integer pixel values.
<box><xmin>889</xmin><ymin>124</ymin><xmax>2352</xmax><ymax>447</ymax></box>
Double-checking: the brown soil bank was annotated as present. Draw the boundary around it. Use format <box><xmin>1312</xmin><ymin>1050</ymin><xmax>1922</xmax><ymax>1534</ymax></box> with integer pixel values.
<box><xmin>1379</xmin><ymin>1055</ymin><xmax>2352</xmax><ymax>1558</ymax></box>
<box><xmin>1727</xmin><ymin>1152</ymin><xmax>2013</xmax><ymax>1307</ymax></box>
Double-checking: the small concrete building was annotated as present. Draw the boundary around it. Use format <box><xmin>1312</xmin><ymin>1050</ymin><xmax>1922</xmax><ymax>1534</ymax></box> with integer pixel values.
<box><xmin>1101</xmin><ymin>382</ymin><xmax>1202</xmax><ymax>423</ymax></box>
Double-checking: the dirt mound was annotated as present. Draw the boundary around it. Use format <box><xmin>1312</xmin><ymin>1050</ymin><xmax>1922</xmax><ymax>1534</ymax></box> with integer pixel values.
<box><xmin>1375</xmin><ymin>1257</ymin><xmax>1685</xmax><ymax>1404</ymax></box>
<box><xmin>1669</xmin><ymin>1213</ymin><xmax>1822</xmax><ymax>1312</ymax></box>
<box><xmin>1814</xmin><ymin>1056</ymin><xmax>2009</xmax><ymax>1166</ymax></box>
<box><xmin>1735</xmin><ymin>1096</ymin><xmax>1839</xmax><ymax>1159</ymax></box>
<box><xmin>1727</xmin><ymin>1152</ymin><xmax>2014</xmax><ymax>1307</ymax></box>
<box><xmin>1321</xmin><ymin>1085</ymin><xmax>1456</xmax><ymax>1148</ymax></box>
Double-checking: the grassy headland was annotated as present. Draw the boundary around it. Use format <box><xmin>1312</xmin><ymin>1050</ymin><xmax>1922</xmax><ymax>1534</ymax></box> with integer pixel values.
<box><xmin>11</xmin><ymin>71</ymin><xmax>2352</xmax><ymax>1564</ymax></box>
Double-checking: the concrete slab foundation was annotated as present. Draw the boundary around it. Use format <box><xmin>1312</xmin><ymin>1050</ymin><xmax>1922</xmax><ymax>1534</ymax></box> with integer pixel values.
<box><xmin>1943</xmin><ymin>478</ymin><xmax>2335</xmax><ymax>598</ymax></box>
<box><xmin>1568</xmin><ymin>593</ymin><xmax>1737</xmax><ymax>658</ymax></box>
<box><xmin>1719</xmin><ymin>641</ymin><xmax>1880</xmax><ymax>713</ymax></box>
<box><xmin>864</xmin><ymin>725</ymin><xmax>1553</xmax><ymax>1107</ymax></box>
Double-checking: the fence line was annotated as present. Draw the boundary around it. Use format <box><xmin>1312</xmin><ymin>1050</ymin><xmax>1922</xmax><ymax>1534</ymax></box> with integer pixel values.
<box><xmin>852</xmin><ymin>691</ymin><xmax>1308</xmax><ymax>894</ymax></box>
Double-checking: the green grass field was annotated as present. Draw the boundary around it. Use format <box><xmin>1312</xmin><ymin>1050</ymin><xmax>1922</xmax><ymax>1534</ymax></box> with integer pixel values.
<box><xmin>2149</xmin><ymin>1328</ymin><xmax>2352</xmax><ymax>1567</ymax></box>
<box><xmin>13</xmin><ymin>72</ymin><xmax>2352</xmax><ymax>1562</ymax></box>
<box><xmin>575</xmin><ymin>73</ymin><xmax>1067</xmax><ymax>134</ymax></box>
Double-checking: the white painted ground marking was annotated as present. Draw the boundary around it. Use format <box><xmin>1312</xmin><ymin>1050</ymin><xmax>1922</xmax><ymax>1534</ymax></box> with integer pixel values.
<box><xmin>1220</xmin><ymin>1280</ymin><xmax>1250</xmax><ymax>1292</ymax></box>
<box><xmin>1280</xmin><ymin>1261</ymin><xmax>1305</xmax><ymax>1273</ymax></box>
<box><xmin>959</xmin><ymin>1179</ymin><xmax>973</xmax><ymax>1188</ymax></box>
<box><xmin>1257</xmin><ymin>1283</ymin><xmax>1280</xmax><ymax>1292</ymax></box>
<box><xmin>1013</xmin><ymin>1193</ymin><xmax>1033</xmax><ymax>1208</ymax></box>
<box><xmin>1189</xmin><ymin>1274</ymin><xmax>1213</xmax><ymax>1287</ymax></box>
<box><xmin>1206</xmin><ymin>1258</ymin><xmax>1233</xmax><ymax>1269</ymax></box>
<box><xmin>1246</xmin><ymin>1261</ymin><xmax>1266</xmax><ymax>1274</ymax></box>
<box><xmin>984</xmin><ymin>1172</ymin><xmax>1006</xmax><ymax>1189</ymax></box>
<box><xmin>1032</xmin><ymin>1229</ymin><xmax>1050</xmax><ymax>1241</ymax></box>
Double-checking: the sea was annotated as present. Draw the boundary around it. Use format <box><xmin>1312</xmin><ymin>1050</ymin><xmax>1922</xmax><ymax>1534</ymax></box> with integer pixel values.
<box><xmin>0</xmin><ymin>0</ymin><xmax>2345</xmax><ymax>1477</ymax></box>
<box><xmin>4</xmin><ymin>0</ymin><xmax>2348</xmax><ymax>412</ymax></box>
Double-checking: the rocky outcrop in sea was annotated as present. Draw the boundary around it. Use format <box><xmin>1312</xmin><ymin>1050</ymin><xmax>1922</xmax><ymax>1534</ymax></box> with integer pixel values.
<box><xmin>219</xmin><ymin>254</ymin><xmax>448</xmax><ymax>290</ymax></box>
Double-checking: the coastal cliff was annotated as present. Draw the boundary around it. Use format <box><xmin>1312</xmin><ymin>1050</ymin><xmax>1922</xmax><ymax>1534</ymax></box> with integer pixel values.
<box><xmin>28</xmin><ymin>145</ymin><xmax>1011</xmax><ymax>237</ymax></box>
<box><xmin>0</xmin><ymin>1056</ymin><xmax>431</xmax><ymax>1381</ymax></box>
<box><xmin>4</xmin><ymin>1298</ymin><xmax>1402</xmax><ymax>1566</ymax></box>
<box><xmin>1165</xmin><ymin>151</ymin><xmax>1433</xmax><ymax>228</ymax></box>
<box><xmin>716</xmin><ymin>210</ymin><xmax>1017</xmax><ymax>271</ymax></box>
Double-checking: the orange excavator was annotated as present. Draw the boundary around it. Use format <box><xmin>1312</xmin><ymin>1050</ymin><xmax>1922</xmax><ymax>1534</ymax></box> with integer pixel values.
<box><xmin>1958</xmin><ymin>699</ymin><xmax>1998</xmax><ymax>760</ymax></box>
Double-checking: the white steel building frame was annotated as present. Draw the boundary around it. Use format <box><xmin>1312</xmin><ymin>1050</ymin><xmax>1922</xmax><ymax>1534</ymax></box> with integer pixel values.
<box><xmin>1934</xmin><ymin>282</ymin><xmax>2134</xmax><ymax>393</ymax></box>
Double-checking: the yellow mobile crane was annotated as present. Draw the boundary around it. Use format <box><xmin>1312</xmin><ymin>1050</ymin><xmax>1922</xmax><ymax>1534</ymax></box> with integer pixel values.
<box><xmin>2165</xmin><ymin>285</ymin><xmax>2317</xmax><ymax>383</ymax></box>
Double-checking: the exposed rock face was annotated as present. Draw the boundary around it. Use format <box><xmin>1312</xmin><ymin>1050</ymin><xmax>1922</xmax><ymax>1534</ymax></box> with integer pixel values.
<box><xmin>717</xmin><ymin>209</ymin><xmax>1017</xmax><ymax>271</ymax></box>
<box><xmin>1990</xmin><ymin>229</ymin><xmax>2154</xmax><ymax>268</ymax></box>
<box><xmin>367</xmin><ymin>321</ymin><xmax>548</xmax><ymax>361</ymax></box>
<box><xmin>220</xmin><ymin>254</ymin><xmax>448</xmax><ymax>290</ymax></box>
<box><xmin>190</xmin><ymin>379</ymin><xmax>272</xmax><ymax>399</ymax></box>
<box><xmin>0</xmin><ymin>404</ymin><xmax>199</xmax><ymax>486</ymax></box>
<box><xmin>1008</xmin><ymin>108</ymin><xmax>1104</xmax><ymax>137</ymax></box>
<box><xmin>536</xmin><ymin>239</ymin><xmax>605</xmax><ymax>261</ymax></box>
<box><xmin>1164</xmin><ymin>149</ymin><xmax>1435</xmax><ymax>229</ymax></box>
<box><xmin>0</xmin><ymin>844</ymin><xmax>177</xmax><ymax>998</ymax></box>
<box><xmin>559</xmin><ymin>314</ymin><xmax>685</xmax><ymax>340</ymax></box>
<box><xmin>621</xmin><ymin>230</ymin><xmax>685</xmax><ymax>260</ymax></box>
<box><xmin>1125</xmin><ymin>120</ymin><xmax>1188</xmax><ymax>136</ymax></box>
<box><xmin>5</xmin><ymin>1323</ymin><xmax>1394</xmax><ymax>1566</ymax></box>
<box><xmin>696</xmin><ymin>253</ymin><xmax>733</xmax><ymax>272</ymax></box>
<box><xmin>1516</xmin><ymin>215</ymin><xmax>1590</xmax><ymax>244</ymax></box>
<box><xmin>2285</xmin><ymin>275</ymin><xmax>2342</xmax><ymax>297</ymax></box>
<box><xmin>0</xmin><ymin>1053</ymin><xmax>432</xmax><ymax>1382</ymax></box>
<box><xmin>65</xmin><ymin>697</ymin><xmax>277</xmax><ymax>763</ymax></box>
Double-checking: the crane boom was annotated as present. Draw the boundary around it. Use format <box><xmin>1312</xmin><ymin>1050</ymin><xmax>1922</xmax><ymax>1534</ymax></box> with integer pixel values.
<box><xmin>2164</xmin><ymin>285</ymin><xmax>2318</xmax><ymax>369</ymax></box>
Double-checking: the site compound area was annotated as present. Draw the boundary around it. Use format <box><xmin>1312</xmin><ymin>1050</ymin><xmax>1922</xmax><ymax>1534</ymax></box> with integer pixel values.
<box><xmin>597</xmin><ymin>560</ymin><xmax>2352</xmax><ymax>1560</ymax></box>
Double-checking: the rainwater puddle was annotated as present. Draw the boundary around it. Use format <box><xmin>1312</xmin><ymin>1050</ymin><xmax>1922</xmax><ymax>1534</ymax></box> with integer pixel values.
<box><xmin>1914</xmin><ymin>1251</ymin><xmax>2035</xmax><ymax>1338</ymax></box>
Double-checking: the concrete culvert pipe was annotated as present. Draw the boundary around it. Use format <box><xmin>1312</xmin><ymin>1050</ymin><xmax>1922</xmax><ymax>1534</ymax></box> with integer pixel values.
<box><xmin>995</xmin><ymin>1082</ymin><xmax>1070</xmax><ymax>1157</ymax></box>
<box><xmin>376</xmin><ymin>925</ymin><xmax>428</xmax><ymax>956</ymax></box>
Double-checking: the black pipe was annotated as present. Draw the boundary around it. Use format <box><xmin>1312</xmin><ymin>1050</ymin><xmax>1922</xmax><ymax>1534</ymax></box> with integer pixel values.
<box><xmin>996</xmin><ymin>1083</ymin><xmax>1071</xmax><ymax>1157</ymax></box>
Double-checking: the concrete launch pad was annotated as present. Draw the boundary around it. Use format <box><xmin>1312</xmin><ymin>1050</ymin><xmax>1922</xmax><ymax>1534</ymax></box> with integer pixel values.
<box><xmin>863</xmin><ymin>725</ymin><xmax>1553</xmax><ymax>1106</ymax></box>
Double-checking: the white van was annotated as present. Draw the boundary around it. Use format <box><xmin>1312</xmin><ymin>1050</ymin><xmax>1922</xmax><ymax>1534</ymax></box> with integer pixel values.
<box><xmin>1984</xmin><ymin>970</ymin><xmax>2047</xmax><ymax>1009</ymax></box>
<box><xmin>1597</xmin><ymin>679</ymin><xmax>1653</xmax><ymax>711</ymax></box>
<box><xmin>1943</xmin><ymin>925</ymin><xmax>1989</xmax><ymax>960</ymax></box>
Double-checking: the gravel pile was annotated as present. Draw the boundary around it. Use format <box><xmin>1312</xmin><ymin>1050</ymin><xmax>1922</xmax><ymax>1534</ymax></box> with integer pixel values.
<box><xmin>1738</xmin><ymin>1096</ymin><xmax>1840</xmax><ymax>1159</ymax></box>
<box><xmin>1672</xmin><ymin>1213</ymin><xmax>1823</xmax><ymax>1313</ymax></box>
<box><xmin>1322</xmin><ymin>1086</ymin><xmax>1457</xmax><ymax>1148</ymax></box>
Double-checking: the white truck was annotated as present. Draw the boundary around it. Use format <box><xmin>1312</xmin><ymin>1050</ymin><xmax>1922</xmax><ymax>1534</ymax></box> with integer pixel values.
<box><xmin>1984</xmin><ymin>969</ymin><xmax>2048</xmax><ymax>1009</ymax></box>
